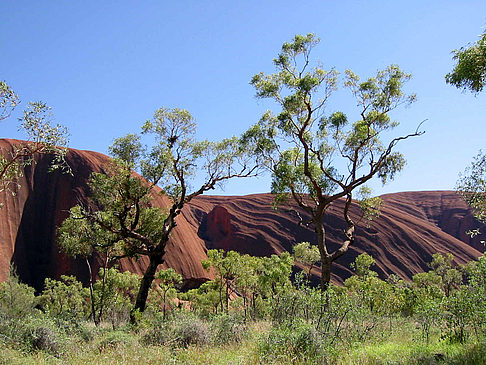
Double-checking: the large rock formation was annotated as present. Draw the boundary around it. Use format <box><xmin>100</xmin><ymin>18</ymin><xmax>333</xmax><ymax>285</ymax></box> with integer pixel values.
<box><xmin>0</xmin><ymin>139</ymin><xmax>209</xmax><ymax>291</ymax></box>
<box><xmin>184</xmin><ymin>192</ymin><xmax>485</xmax><ymax>284</ymax></box>
<box><xmin>0</xmin><ymin>138</ymin><xmax>484</xmax><ymax>290</ymax></box>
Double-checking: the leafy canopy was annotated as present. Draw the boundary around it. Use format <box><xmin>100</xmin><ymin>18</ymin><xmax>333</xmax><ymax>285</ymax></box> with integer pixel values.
<box><xmin>446</xmin><ymin>31</ymin><xmax>486</xmax><ymax>93</ymax></box>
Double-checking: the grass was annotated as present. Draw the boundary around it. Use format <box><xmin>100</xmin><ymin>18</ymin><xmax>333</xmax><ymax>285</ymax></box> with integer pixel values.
<box><xmin>1</xmin><ymin>319</ymin><xmax>485</xmax><ymax>365</ymax></box>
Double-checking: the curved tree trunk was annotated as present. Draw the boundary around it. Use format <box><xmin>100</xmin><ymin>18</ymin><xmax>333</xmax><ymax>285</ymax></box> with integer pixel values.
<box><xmin>314</xmin><ymin>215</ymin><xmax>332</xmax><ymax>291</ymax></box>
<box><xmin>131</xmin><ymin>254</ymin><xmax>162</xmax><ymax>323</ymax></box>
<box><xmin>320</xmin><ymin>258</ymin><xmax>332</xmax><ymax>291</ymax></box>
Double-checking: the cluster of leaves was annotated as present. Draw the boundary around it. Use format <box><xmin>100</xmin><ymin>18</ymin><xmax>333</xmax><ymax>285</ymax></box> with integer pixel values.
<box><xmin>0</xmin><ymin>81</ymin><xmax>70</xmax><ymax>197</ymax></box>
<box><xmin>446</xmin><ymin>31</ymin><xmax>486</xmax><ymax>93</ymax></box>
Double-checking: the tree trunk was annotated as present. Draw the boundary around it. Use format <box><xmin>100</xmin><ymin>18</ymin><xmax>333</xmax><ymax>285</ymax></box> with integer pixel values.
<box><xmin>98</xmin><ymin>253</ymin><xmax>109</xmax><ymax>323</ymax></box>
<box><xmin>85</xmin><ymin>258</ymin><xmax>99</xmax><ymax>326</ymax></box>
<box><xmin>131</xmin><ymin>254</ymin><xmax>162</xmax><ymax>323</ymax></box>
<box><xmin>314</xmin><ymin>216</ymin><xmax>331</xmax><ymax>290</ymax></box>
<box><xmin>321</xmin><ymin>258</ymin><xmax>332</xmax><ymax>291</ymax></box>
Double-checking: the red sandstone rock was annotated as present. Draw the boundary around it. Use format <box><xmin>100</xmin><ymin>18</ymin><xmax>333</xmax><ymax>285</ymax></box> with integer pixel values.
<box><xmin>0</xmin><ymin>138</ymin><xmax>484</xmax><ymax>290</ymax></box>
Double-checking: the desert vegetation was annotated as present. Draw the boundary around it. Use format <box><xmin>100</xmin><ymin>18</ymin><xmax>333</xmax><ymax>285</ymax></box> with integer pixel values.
<box><xmin>1</xmin><ymin>251</ymin><xmax>486</xmax><ymax>364</ymax></box>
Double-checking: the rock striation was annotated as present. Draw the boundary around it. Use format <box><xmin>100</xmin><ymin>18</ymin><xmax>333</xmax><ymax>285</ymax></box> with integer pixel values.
<box><xmin>0</xmin><ymin>138</ymin><xmax>484</xmax><ymax>290</ymax></box>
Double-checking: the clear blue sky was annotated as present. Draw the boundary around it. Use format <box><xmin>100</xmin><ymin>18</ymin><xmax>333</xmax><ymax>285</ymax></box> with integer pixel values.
<box><xmin>1</xmin><ymin>1</ymin><xmax>486</xmax><ymax>196</ymax></box>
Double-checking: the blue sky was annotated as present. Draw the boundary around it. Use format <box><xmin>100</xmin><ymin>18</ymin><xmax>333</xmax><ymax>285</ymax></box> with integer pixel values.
<box><xmin>1</xmin><ymin>1</ymin><xmax>486</xmax><ymax>196</ymax></box>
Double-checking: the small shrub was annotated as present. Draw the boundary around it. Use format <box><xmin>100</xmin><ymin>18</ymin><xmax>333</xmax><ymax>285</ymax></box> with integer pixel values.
<box><xmin>141</xmin><ymin>320</ymin><xmax>173</xmax><ymax>346</ymax></box>
<box><xmin>18</xmin><ymin>316</ymin><xmax>67</xmax><ymax>357</ymax></box>
<box><xmin>30</xmin><ymin>326</ymin><xmax>60</xmax><ymax>355</ymax></box>
<box><xmin>259</xmin><ymin>322</ymin><xmax>325</xmax><ymax>363</ymax></box>
<box><xmin>209</xmin><ymin>314</ymin><xmax>247</xmax><ymax>345</ymax></box>
<box><xmin>98</xmin><ymin>330</ymin><xmax>136</xmax><ymax>351</ymax></box>
<box><xmin>172</xmin><ymin>313</ymin><xmax>210</xmax><ymax>347</ymax></box>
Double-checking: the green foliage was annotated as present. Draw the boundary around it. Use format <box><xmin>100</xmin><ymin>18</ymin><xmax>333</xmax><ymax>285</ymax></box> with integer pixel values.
<box><xmin>171</xmin><ymin>312</ymin><xmax>211</xmax><ymax>347</ymax></box>
<box><xmin>0</xmin><ymin>266</ymin><xmax>37</xmax><ymax>318</ymax></box>
<box><xmin>0</xmin><ymin>84</ymin><xmax>70</xmax><ymax>196</ymax></box>
<box><xmin>357</xmin><ymin>186</ymin><xmax>383</xmax><ymax>227</ymax></box>
<box><xmin>259</xmin><ymin>321</ymin><xmax>326</xmax><ymax>364</ymax></box>
<box><xmin>346</xmin><ymin>254</ymin><xmax>405</xmax><ymax>319</ymax></box>
<box><xmin>1</xmin><ymin>251</ymin><xmax>486</xmax><ymax>363</ymax></box>
<box><xmin>350</xmin><ymin>252</ymin><xmax>376</xmax><ymax>278</ymax></box>
<box><xmin>151</xmin><ymin>268</ymin><xmax>182</xmax><ymax>320</ymax></box>
<box><xmin>244</xmin><ymin>33</ymin><xmax>421</xmax><ymax>289</ymax></box>
<box><xmin>93</xmin><ymin>268</ymin><xmax>140</xmax><ymax>328</ymax></box>
<box><xmin>209</xmin><ymin>313</ymin><xmax>247</xmax><ymax>345</ymax></box>
<box><xmin>184</xmin><ymin>280</ymin><xmax>221</xmax><ymax>317</ymax></box>
<box><xmin>39</xmin><ymin>275</ymin><xmax>89</xmax><ymax>321</ymax></box>
<box><xmin>0</xmin><ymin>80</ymin><xmax>19</xmax><ymax>121</ymax></box>
<box><xmin>293</xmin><ymin>241</ymin><xmax>320</xmax><ymax>277</ymax></box>
<box><xmin>457</xmin><ymin>151</ymin><xmax>486</xmax><ymax>232</ymax></box>
<box><xmin>98</xmin><ymin>330</ymin><xmax>137</xmax><ymax>351</ymax></box>
<box><xmin>446</xmin><ymin>30</ymin><xmax>486</xmax><ymax>93</ymax></box>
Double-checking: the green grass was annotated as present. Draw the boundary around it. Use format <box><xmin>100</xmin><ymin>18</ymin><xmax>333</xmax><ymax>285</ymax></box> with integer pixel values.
<box><xmin>1</xmin><ymin>320</ymin><xmax>485</xmax><ymax>365</ymax></box>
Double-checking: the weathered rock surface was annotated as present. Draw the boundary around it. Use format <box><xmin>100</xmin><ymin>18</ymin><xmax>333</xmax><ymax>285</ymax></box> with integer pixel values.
<box><xmin>184</xmin><ymin>192</ymin><xmax>484</xmax><ymax>284</ymax></box>
<box><xmin>0</xmin><ymin>139</ymin><xmax>208</xmax><ymax>291</ymax></box>
<box><xmin>0</xmin><ymin>138</ymin><xmax>484</xmax><ymax>290</ymax></box>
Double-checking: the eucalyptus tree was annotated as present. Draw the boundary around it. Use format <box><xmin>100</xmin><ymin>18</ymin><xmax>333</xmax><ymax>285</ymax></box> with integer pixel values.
<box><xmin>446</xmin><ymin>30</ymin><xmax>486</xmax><ymax>93</ymax></box>
<box><xmin>448</xmin><ymin>31</ymin><xmax>486</xmax><ymax>232</ymax></box>
<box><xmin>59</xmin><ymin>108</ymin><xmax>257</xmax><ymax>320</ymax></box>
<box><xmin>0</xmin><ymin>81</ymin><xmax>69</xmax><ymax>194</ymax></box>
<box><xmin>243</xmin><ymin>34</ymin><xmax>422</xmax><ymax>289</ymax></box>
<box><xmin>153</xmin><ymin>268</ymin><xmax>182</xmax><ymax>320</ymax></box>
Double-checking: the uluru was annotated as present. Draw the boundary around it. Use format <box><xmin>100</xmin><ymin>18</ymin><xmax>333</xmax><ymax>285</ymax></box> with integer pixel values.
<box><xmin>0</xmin><ymin>138</ymin><xmax>484</xmax><ymax>291</ymax></box>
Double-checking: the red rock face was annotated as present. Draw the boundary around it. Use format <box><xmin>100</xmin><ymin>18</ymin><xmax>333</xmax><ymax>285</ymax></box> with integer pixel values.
<box><xmin>0</xmin><ymin>138</ymin><xmax>484</xmax><ymax>290</ymax></box>
<box><xmin>0</xmin><ymin>139</ymin><xmax>209</xmax><ymax>291</ymax></box>
<box><xmin>184</xmin><ymin>192</ymin><xmax>485</xmax><ymax>284</ymax></box>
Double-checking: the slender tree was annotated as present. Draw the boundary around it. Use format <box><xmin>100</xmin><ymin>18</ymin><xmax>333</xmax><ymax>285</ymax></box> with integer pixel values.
<box><xmin>0</xmin><ymin>81</ymin><xmax>69</xmax><ymax>195</ymax></box>
<box><xmin>60</xmin><ymin>108</ymin><xmax>257</xmax><ymax>321</ymax></box>
<box><xmin>243</xmin><ymin>34</ymin><xmax>423</xmax><ymax>289</ymax></box>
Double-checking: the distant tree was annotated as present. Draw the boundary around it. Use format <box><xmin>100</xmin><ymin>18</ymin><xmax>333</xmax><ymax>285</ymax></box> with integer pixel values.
<box><xmin>293</xmin><ymin>241</ymin><xmax>320</xmax><ymax>279</ymax></box>
<box><xmin>94</xmin><ymin>267</ymin><xmax>140</xmax><ymax>328</ymax></box>
<box><xmin>59</xmin><ymin>108</ymin><xmax>257</xmax><ymax>322</ymax></box>
<box><xmin>152</xmin><ymin>268</ymin><xmax>182</xmax><ymax>321</ymax></box>
<box><xmin>447</xmin><ymin>31</ymin><xmax>486</xmax><ymax>235</ymax></box>
<box><xmin>0</xmin><ymin>81</ymin><xmax>69</xmax><ymax>196</ymax></box>
<box><xmin>446</xmin><ymin>30</ymin><xmax>486</xmax><ymax>93</ymax></box>
<box><xmin>243</xmin><ymin>34</ymin><xmax>422</xmax><ymax>290</ymax></box>
<box><xmin>456</xmin><ymin>151</ymin><xmax>486</xmax><ymax>236</ymax></box>
<box><xmin>202</xmin><ymin>250</ymin><xmax>242</xmax><ymax>314</ymax></box>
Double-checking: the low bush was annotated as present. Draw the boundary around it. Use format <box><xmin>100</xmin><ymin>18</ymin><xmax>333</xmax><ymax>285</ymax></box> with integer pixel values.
<box><xmin>209</xmin><ymin>313</ymin><xmax>247</xmax><ymax>345</ymax></box>
<box><xmin>173</xmin><ymin>313</ymin><xmax>210</xmax><ymax>347</ymax></box>
<box><xmin>259</xmin><ymin>321</ymin><xmax>326</xmax><ymax>363</ymax></box>
<box><xmin>98</xmin><ymin>330</ymin><xmax>137</xmax><ymax>351</ymax></box>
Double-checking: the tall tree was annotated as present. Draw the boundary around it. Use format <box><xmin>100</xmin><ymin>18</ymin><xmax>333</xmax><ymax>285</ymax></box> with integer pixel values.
<box><xmin>456</xmin><ymin>151</ymin><xmax>486</xmax><ymax>235</ymax></box>
<box><xmin>0</xmin><ymin>81</ymin><xmax>69</xmax><ymax>195</ymax></box>
<box><xmin>447</xmin><ymin>30</ymin><xmax>486</xmax><ymax>232</ymax></box>
<box><xmin>446</xmin><ymin>30</ymin><xmax>486</xmax><ymax>93</ymax></box>
<box><xmin>60</xmin><ymin>108</ymin><xmax>257</xmax><ymax>320</ymax></box>
<box><xmin>243</xmin><ymin>34</ymin><xmax>422</xmax><ymax>289</ymax></box>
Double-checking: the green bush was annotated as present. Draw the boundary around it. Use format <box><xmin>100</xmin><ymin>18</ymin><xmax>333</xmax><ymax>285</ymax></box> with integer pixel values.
<box><xmin>209</xmin><ymin>313</ymin><xmax>247</xmax><ymax>345</ymax></box>
<box><xmin>0</xmin><ymin>267</ymin><xmax>37</xmax><ymax>319</ymax></box>
<box><xmin>0</xmin><ymin>314</ymin><xmax>68</xmax><ymax>357</ymax></box>
<box><xmin>98</xmin><ymin>330</ymin><xmax>137</xmax><ymax>351</ymax></box>
<box><xmin>259</xmin><ymin>322</ymin><xmax>326</xmax><ymax>363</ymax></box>
<box><xmin>173</xmin><ymin>313</ymin><xmax>210</xmax><ymax>347</ymax></box>
<box><xmin>141</xmin><ymin>319</ymin><xmax>173</xmax><ymax>346</ymax></box>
